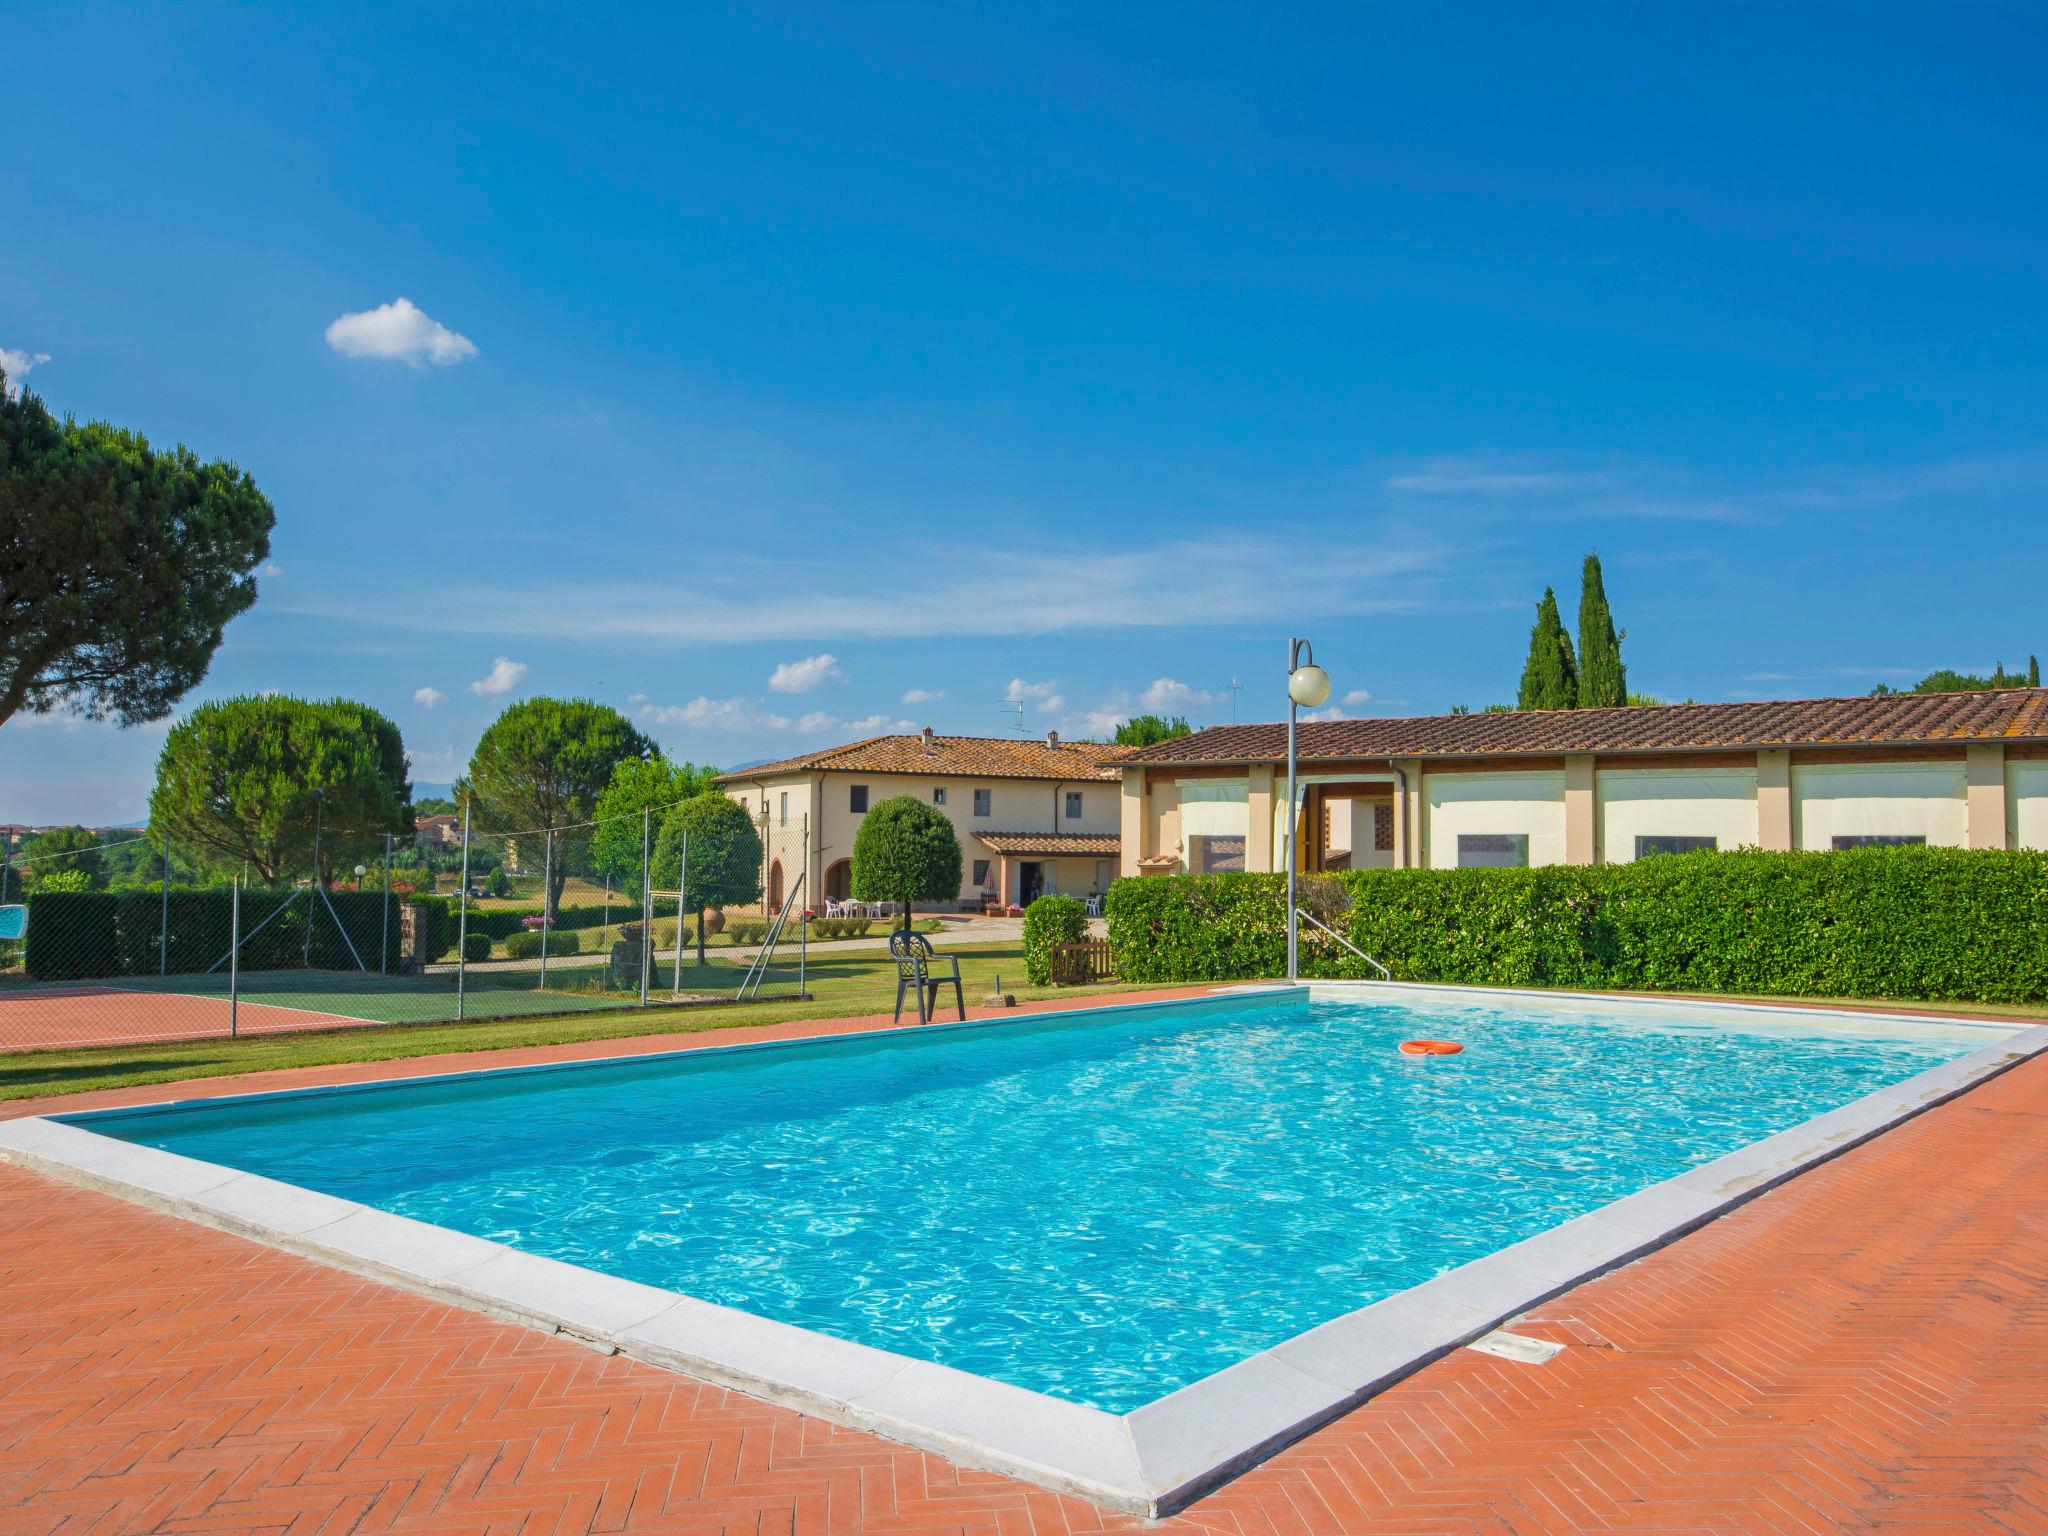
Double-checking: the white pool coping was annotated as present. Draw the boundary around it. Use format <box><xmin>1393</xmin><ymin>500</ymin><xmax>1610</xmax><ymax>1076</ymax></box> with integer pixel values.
<box><xmin>1</xmin><ymin>982</ymin><xmax>2041</xmax><ymax>1516</ymax></box>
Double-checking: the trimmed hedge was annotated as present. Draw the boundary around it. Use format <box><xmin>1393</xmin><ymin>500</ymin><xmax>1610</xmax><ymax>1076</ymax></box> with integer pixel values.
<box><xmin>461</xmin><ymin>931</ymin><xmax>494</xmax><ymax>963</ymax></box>
<box><xmin>25</xmin><ymin>887</ymin><xmax>452</xmax><ymax>980</ymax></box>
<box><xmin>1021</xmin><ymin>894</ymin><xmax>1089</xmax><ymax>985</ymax></box>
<box><xmin>462</xmin><ymin>903</ymin><xmax>617</xmax><ymax>942</ymax></box>
<box><xmin>1104</xmin><ymin>847</ymin><xmax>2048</xmax><ymax>1004</ymax></box>
<box><xmin>503</xmin><ymin>929</ymin><xmax>583</xmax><ymax>960</ymax></box>
<box><xmin>23</xmin><ymin>891</ymin><xmax>119</xmax><ymax>980</ymax></box>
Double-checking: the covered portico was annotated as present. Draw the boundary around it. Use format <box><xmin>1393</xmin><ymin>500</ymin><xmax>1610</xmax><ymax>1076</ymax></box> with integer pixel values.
<box><xmin>974</xmin><ymin>831</ymin><xmax>1121</xmax><ymax>909</ymax></box>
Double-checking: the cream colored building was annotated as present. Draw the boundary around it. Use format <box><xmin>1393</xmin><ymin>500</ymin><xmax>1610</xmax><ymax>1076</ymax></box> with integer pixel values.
<box><xmin>1112</xmin><ymin>689</ymin><xmax>2048</xmax><ymax>875</ymax></box>
<box><xmin>717</xmin><ymin>729</ymin><xmax>1125</xmax><ymax>911</ymax></box>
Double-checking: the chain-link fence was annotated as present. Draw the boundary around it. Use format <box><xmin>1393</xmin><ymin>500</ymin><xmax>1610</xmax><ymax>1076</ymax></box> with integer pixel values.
<box><xmin>0</xmin><ymin>806</ymin><xmax>817</xmax><ymax>1053</ymax></box>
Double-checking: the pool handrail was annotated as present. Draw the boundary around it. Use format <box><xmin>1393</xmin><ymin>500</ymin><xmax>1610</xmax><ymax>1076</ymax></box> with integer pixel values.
<box><xmin>1293</xmin><ymin>905</ymin><xmax>1391</xmax><ymax>979</ymax></box>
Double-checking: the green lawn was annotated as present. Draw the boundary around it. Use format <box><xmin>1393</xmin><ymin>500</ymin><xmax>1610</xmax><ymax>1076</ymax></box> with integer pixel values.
<box><xmin>0</xmin><ymin>941</ymin><xmax>1145</xmax><ymax>1103</ymax></box>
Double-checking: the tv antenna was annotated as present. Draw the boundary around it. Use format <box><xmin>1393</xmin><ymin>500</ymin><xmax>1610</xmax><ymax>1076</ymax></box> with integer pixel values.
<box><xmin>1228</xmin><ymin>675</ymin><xmax>1244</xmax><ymax>724</ymax></box>
<box><xmin>998</xmin><ymin>699</ymin><xmax>1026</xmax><ymax>735</ymax></box>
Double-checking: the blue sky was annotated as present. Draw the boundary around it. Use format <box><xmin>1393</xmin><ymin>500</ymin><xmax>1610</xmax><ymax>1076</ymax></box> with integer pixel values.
<box><xmin>5</xmin><ymin>3</ymin><xmax>2046</xmax><ymax>822</ymax></box>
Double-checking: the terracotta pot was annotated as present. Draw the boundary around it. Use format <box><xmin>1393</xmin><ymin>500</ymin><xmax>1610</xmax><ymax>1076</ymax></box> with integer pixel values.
<box><xmin>703</xmin><ymin>908</ymin><xmax>726</xmax><ymax>935</ymax></box>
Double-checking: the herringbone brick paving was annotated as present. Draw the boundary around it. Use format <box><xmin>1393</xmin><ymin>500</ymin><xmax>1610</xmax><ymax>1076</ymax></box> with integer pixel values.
<box><xmin>3</xmin><ymin>1049</ymin><xmax>2044</xmax><ymax>1532</ymax></box>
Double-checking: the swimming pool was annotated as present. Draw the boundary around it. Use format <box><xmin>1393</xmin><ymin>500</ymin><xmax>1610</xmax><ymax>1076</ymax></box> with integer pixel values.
<box><xmin>73</xmin><ymin>986</ymin><xmax>1994</xmax><ymax>1413</ymax></box>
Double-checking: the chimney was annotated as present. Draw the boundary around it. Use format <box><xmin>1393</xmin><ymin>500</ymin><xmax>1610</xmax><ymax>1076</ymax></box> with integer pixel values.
<box><xmin>1046</xmin><ymin>729</ymin><xmax>1060</xmax><ymax>747</ymax></box>
<box><xmin>921</xmin><ymin>725</ymin><xmax>935</xmax><ymax>751</ymax></box>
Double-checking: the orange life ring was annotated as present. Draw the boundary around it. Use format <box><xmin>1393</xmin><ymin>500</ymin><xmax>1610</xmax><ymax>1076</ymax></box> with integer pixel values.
<box><xmin>1398</xmin><ymin>1039</ymin><xmax>1464</xmax><ymax>1057</ymax></box>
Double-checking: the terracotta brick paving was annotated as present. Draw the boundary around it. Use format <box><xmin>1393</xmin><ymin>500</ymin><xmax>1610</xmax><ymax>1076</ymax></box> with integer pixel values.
<box><xmin>3</xmin><ymin>1020</ymin><xmax>2046</xmax><ymax>1532</ymax></box>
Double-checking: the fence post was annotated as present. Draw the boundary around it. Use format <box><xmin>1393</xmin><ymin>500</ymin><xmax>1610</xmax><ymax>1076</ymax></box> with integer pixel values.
<box><xmin>380</xmin><ymin>832</ymin><xmax>393</xmax><ymax>974</ymax></box>
<box><xmin>639</xmin><ymin>808</ymin><xmax>651</xmax><ymax>1007</ymax></box>
<box><xmin>669</xmin><ymin>830</ymin><xmax>687</xmax><ymax>999</ymax></box>
<box><xmin>539</xmin><ymin>827</ymin><xmax>553</xmax><ymax>992</ymax></box>
<box><xmin>228</xmin><ymin>877</ymin><xmax>241</xmax><ymax>1039</ymax></box>
<box><xmin>456</xmin><ymin>801</ymin><xmax>472</xmax><ymax>1022</ymax></box>
<box><xmin>306</xmin><ymin>789</ymin><xmax>325</xmax><ymax>967</ymax></box>
<box><xmin>798</xmin><ymin>815</ymin><xmax>808</xmax><ymax>1000</ymax></box>
<box><xmin>159</xmin><ymin>837</ymin><xmax>170</xmax><ymax>975</ymax></box>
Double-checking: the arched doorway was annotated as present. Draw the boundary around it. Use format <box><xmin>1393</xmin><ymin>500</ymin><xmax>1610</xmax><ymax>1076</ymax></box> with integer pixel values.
<box><xmin>767</xmin><ymin>859</ymin><xmax>785</xmax><ymax>913</ymax></box>
<box><xmin>823</xmin><ymin>858</ymin><xmax>852</xmax><ymax>903</ymax></box>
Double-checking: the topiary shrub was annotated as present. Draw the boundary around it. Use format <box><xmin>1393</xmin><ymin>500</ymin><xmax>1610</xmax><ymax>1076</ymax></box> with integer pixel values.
<box><xmin>850</xmin><ymin>796</ymin><xmax>963</xmax><ymax>928</ymax></box>
<box><xmin>504</xmin><ymin>930</ymin><xmax>543</xmax><ymax>959</ymax></box>
<box><xmin>462</xmin><ymin>930</ymin><xmax>493</xmax><ymax>963</ymax></box>
<box><xmin>1022</xmin><ymin>894</ymin><xmax>1089</xmax><ymax>985</ymax></box>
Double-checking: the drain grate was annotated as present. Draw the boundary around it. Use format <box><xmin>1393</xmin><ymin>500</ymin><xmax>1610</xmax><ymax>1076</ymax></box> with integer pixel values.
<box><xmin>1467</xmin><ymin>1329</ymin><xmax>1565</xmax><ymax>1364</ymax></box>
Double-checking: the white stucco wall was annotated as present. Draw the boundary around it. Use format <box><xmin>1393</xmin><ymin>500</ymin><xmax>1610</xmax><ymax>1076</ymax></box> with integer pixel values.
<box><xmin>1596</xmin><ymin>767</ymin><xmax>1760</xmax><ymax>862</ymax></box>
<box><xmin>2009</xmin><ymin>761</ymin><xmax>2048</xmax><ymax>850</ymax></box>
<box><xmin>1791</xmin><ymin>761</ymin><xmax>1967</xmax><ymax>850</ymax></box>
<box><xmin>1423</xmin><ymin>770</ymin><xmax>1567</xmax><ymax>868</ymax></box>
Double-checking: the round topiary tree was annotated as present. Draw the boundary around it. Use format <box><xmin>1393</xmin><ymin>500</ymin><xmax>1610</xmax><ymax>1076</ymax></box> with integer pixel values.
<box><xmin>850</xmin><ymin>795</ymin><xmax>963</xmax><ymax>934</ymax></box>
<box><xmin>652</xmin><ymin>792</ymin><xmax>763</xmax><ymax>964</ymax></box>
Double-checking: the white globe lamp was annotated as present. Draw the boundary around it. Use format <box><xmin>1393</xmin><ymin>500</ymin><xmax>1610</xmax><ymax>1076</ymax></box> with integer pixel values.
<box><xmin>1288</xmin><ymin>663</ymin><xmax>1332</xmax><ymax>710</ymax></box>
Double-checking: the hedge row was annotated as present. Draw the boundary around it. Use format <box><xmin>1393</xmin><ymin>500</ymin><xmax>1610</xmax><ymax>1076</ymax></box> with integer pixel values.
<box><xmin>24</xmin><ymin>888</ymin><xmax>454</xmax><ymax>981</ymax></box>
<box><xmin>502</xmin><ymin>928</ymin><xmax>583</xmax><ymax>960</ymax></box>
<box><xmin>1103</xmin><ymin>847</ymin><xmax>2048</xmax><ymax>1004</ymax></box>
<box><xmin>460</xmin><ymin>902</ymin><xmax>620</xmax><ymax>941</ymax></box>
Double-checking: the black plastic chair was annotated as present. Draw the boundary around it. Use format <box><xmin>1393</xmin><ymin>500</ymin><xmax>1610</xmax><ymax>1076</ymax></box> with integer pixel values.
<box><xmin>890</xmin><ymin>930</ymin><xmax>965</xmax><ymax>1024</ymax></box>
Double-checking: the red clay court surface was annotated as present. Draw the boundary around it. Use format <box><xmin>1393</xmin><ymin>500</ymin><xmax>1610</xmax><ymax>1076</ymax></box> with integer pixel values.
<box><xmin>0</xmin><ymin>979</ymin><xmax>382</xmax><ymax>1051</ymax></box>
<box><xmin>2</xmin><ymin>1010</ymin><xmax>2046</xmax><ymax>1533</ymax></box>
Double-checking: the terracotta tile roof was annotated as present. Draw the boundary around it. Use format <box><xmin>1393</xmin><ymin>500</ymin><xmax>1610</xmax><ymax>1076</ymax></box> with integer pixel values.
<box><xmin>974</xmin><ymin>832</ymin><xmax>1122</xmax><ymax>856</ymax></box>
<box><xmin>1109</xmin><ymin>688</ymin><xmax>2048</xmax><ymax>766</ymax></box>
<box><xmin>718</xmin><ymin>734</ymin><xmax>1130</xmax><ymax>783</ymax></box>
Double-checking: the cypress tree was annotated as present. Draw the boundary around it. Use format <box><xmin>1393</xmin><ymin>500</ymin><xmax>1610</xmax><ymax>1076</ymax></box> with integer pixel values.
<box><xmin>2031</xmin><ymin>655</ymin><xmax>2041</xmax><ymax>687</ymax></box>
<box><xmin>1517</xmin><ymin>587</ymin><xmax>1580</xmax><ymax>710</ymax></box>
<box><xmin>1576</xmin><ymin>551</ymin><xmax>1628</xmax><ymax>708</ymax></box>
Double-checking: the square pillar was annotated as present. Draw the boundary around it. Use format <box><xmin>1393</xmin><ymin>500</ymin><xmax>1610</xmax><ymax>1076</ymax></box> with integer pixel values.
<box><xmin>1757</xmin><ymin>749</ymin><xmax>1792</xmax><ymax>851</ymax></box>
<box><xmin>1247</xmin><ymin>765</ymin><xmax>1275</xmax><ymax>873</ymax></box>
<box><xmin>1119</xmin><ymin>767</ymin><xmax>1146</xmax><ymax>879</ymax></box>
<box><xmin>1392</xmin><ymin>759</ymin><xmax>1422</xmax><ymax>867</ymax></box>
<box><xmin>1967</xmin><ymin>744</ymin><xmax>2008</xmax><ymax>850</ymax></box>
<box><xmin>1565</xmin><ymin>754</ymin><xmax>1596</xmax><ymax>865</ymax></box>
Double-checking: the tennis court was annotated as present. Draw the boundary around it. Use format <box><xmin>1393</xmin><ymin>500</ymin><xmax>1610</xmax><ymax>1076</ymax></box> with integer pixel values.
<box><xmin>0</xmin><ymin>951</ymin><xmax>790</xmax><ymax>1051</ymax></box>
<box><xmin>0</xmin><ymin>968</ymin><xmax>647</xmax><ymax>1053</ymax></box>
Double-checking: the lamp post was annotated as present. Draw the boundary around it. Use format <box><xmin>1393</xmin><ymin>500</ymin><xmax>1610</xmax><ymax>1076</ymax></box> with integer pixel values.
<box><xmin>1284</xmin><ymin>637</ymin><xmax>1331</xmax><ymax>980</ymax></box>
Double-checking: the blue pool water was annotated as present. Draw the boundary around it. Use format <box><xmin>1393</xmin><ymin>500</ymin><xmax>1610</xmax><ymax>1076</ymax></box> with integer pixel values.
<box><xmin>80</xmin><ymin>992</ymin><xmax>1985</xmax><ymax>1412</ymax></box>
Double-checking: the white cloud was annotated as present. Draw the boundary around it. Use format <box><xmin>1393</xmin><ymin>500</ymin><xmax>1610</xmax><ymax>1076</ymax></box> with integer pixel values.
<box><xmin>901</xmin><ymin>688</ymin><xmax>943</xmax><ymax>705</ymax></box>
<box><xmin>283</xmin><ymin>535</ymin><xmax>1448</xmax><ymax>647</ymax></box>
<box><xmin>1387</xmin><ymin>466</ymin><xmax>1607</xmax><ymax>496</ymax></box>
<box><xmin>1006</xmin><ymin>678</ymin><xmax>1064</xmax><ymax>715</ymax></box>
<box><xmin>406</xmin><ymin>745</ymin><xmax>459</xmax><ymax>778</ymax></box>
<box><xmin>413</xmin><ymin>686</ymin><xmax>445</xmax><ymax>708</ymax></box>
<box><xmin>1</xmin><ymin>348</ymin><xmax>51</xmax><ymax>397</ymax></box>
<box><xmin>468</xmin><ymin>657</ymin><xmax>528</xmax><ymax>697</ymax></box>
<box><xmin>767</xmin><ymin>652</ymin><xmax>845</xmax><ymax>694</ymax></box>
<box><xmin>1079</xmin><ymin>706</ymin><xmax>1131</xmax><ymax>738</ymax></box>
<box><xmin>325</xmin><ymin>298</ymin><xmax>477</xmax><ymax>368</ymax></box>
<box><xmin>1139</xmin><ymin>677</ymin><xmax>1214</xmax><ymax>713</ymax></box>
<box><xmin>1341</xmin><ymin>689</ymin><xmax>1374</xmax><ymax>708</ymax></box>
<box><xmin>1301</xmin><ymin>706</ymin><xmax>1354</xmax><ymax>722</ymax></box>
<box><xmin>258</xmin><ymin>561</ymin><xmax>285</xmax><ymax>579</ymax></box>
<box><xmin>641</xmin><ymin>696</ymin><xmax>791</xmax><ymax>731</ymax></box>
<box><xmin>627</xmin><ymin>691</ymin><xmax>648</xmax><ymax>703</ymax></box>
